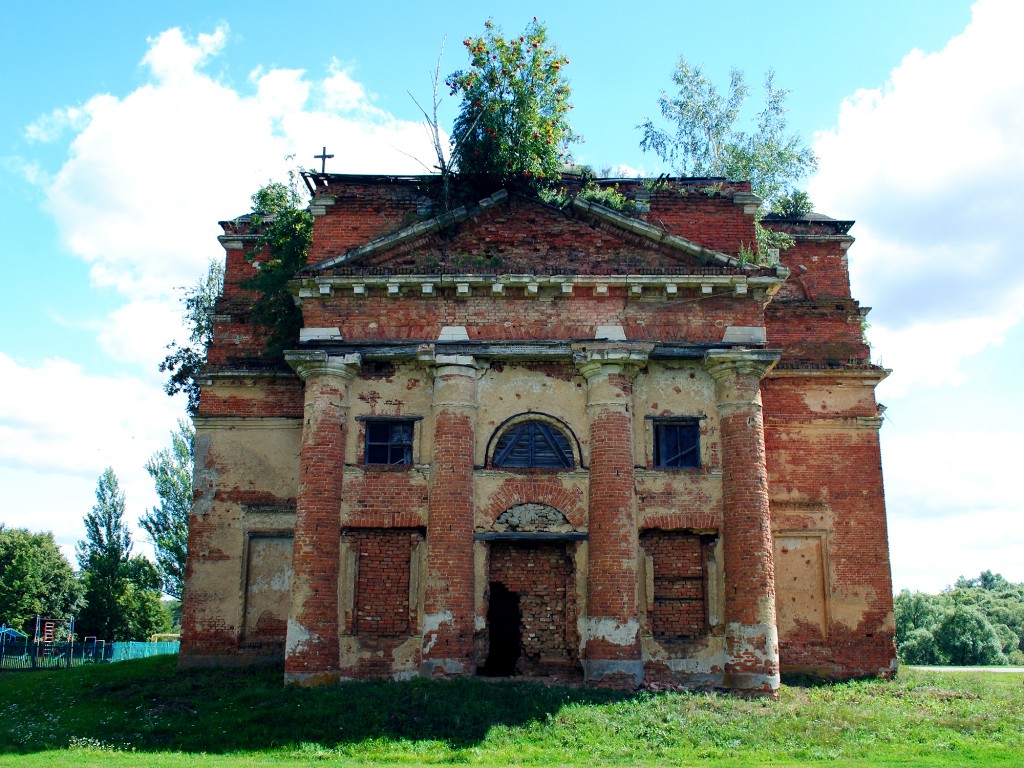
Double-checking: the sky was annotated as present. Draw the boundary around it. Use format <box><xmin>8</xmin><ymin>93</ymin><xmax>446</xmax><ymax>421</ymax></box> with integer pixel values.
<box><xmin>1</xmin><ymin>0</ymin><xmax>1021</xmax><ymax>594</ymax></box>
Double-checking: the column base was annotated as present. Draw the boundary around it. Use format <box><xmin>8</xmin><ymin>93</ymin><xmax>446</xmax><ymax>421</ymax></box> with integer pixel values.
<box><xmin>420</xmin><ymin>658</ymin><xmax>469</xmax><ymax>679</ymax></box>
<box><xmin>284</xmin><ymin>670</ymin><xmax>344</xmax><ymax>687</ymax></box>
<box><xmin>722</xmin><ymin>670</ymin><xmax>781</xmax><ymax>696</ymax></box>
<box><xmin>582</xmin><ymin>659</ymin><xmax>644</xmax><ymax>688</ymax></box>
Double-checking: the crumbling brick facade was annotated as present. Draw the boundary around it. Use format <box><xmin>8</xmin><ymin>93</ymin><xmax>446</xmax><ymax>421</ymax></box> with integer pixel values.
<box><xmin>180</xmin><ymin>173</ymin><xmax>897</xmax><ymax>694</ymax></box>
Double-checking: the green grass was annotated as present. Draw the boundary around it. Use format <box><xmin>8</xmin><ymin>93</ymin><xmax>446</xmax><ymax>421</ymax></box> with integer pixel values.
<box><xmin>0</xmin><ymin>657</ymin><xmax>1021</xmax><ymax>766</ymax></box>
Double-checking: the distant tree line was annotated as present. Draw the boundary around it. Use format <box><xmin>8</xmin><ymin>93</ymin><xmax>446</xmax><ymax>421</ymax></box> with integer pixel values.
<box><xmin>896</xmin><ymin>572</ymin><xmax>1024</xmax><ymax>666</ymax></box>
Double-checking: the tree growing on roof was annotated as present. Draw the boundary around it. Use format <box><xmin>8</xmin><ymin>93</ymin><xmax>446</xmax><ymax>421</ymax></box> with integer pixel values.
<box><xmin>447</xmin><ymin>18</ymin><xmax>579</xmax><ymax>194</ymax></box>
<box><xmin>639</xmin><ymin>57</ymin><xmax>817</xmax><ymax>253</ymax></box>
<box><xmin>242</xmin><ymin>177</ymin><xmax>313</xmax><ymax>359</ymax></box>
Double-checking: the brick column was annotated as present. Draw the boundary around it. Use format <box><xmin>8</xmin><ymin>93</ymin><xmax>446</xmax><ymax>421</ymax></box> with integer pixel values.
<box><xmin>421</xmin><ymin>353</ymin><xmax>479</xmax><ymax>678</ymax></box>
<box><xmin>283</xmin><ymin>351</ymin><xmax>360</xmax><ymax>685</ymax></box>
<box><xmin>574</xmin><ymin>344</ymin><xmax>651</xmax><ymax>687</ymax></box>
<box><xmin>705</xmin><ymin>348</ymin><xmax>781</xmax><ymax>696</ymax></box>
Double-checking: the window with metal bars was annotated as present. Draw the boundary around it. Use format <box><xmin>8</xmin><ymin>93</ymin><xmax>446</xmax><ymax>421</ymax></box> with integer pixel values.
<box><xmin>653</xmin><ymin>419</ymin><xmax>700</xmax><ymax>469</ymax></box>
<box><xmin>492</xmin><ymin>421</ymin><xmax>574</xmax><ymax>469</ymax></box>
<box><xmin>364</xmin><ymin>419</ymin><xmax>415</xmax><ymax>466</ymax></box>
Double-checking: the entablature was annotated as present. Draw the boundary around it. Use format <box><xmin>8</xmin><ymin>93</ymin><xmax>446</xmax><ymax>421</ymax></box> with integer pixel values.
<box><xmin>293</xmin><ymin>271</ymin><xmax>787</xmax><ymax>302</ymax></box>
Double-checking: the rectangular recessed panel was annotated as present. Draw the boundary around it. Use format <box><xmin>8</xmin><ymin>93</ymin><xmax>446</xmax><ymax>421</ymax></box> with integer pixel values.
<box><xmin>243</xmin><ymin>536</ymin><xmax>293</xmax><ymax>642</ymax></box>
<box><xmin>774</xmin><ymin>533</ymin><xmax>827</xmax><ymax>641</ymax></box>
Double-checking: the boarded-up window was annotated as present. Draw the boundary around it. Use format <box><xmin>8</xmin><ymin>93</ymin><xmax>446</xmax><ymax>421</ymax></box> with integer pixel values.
<box><xmin>640</xmin><ymin>531</ymin><xmax>707</xmax><ymax>640</ymax></box>
<box><xmin>493</xmin><ymin>421</ymin><xmax>574</xmax><ymax>469</ymax></box>
<box><xmin>774</xmin><ymin>533</ymin><xmax>828</xmax><ymax>641</ymax></box>
<box><xmin>243</xmin><ymin>535</ymin><xmax>293</xmax><ymax>643</ymax></box>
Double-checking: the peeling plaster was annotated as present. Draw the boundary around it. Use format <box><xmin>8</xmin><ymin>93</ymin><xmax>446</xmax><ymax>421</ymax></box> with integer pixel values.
<box><xmin>285</xmin><ymin>619</ymin><xmax>312</xmax><ymax>658</ymax></box>
<box><xmin>586</xmin><ymin>617</ymin><xmax>640</xmax><ymax>646</ymax></box>
<box><xmin>192</xmin><ymin>433</ymin><xmax>217</xmax><ymax>516</ymax></box>
<box><xmin>422</xmin><ymin>610</ymin><xmax>453</xmax><ymax>655</ymax></box>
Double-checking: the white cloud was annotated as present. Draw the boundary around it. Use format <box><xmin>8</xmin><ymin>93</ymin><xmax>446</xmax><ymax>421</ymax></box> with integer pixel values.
<box><xmin>0</xmin><ymin>353</ymin><xmax>182</xmax><ymax>478</ymax></box>
<box><xmin>96</xmin><ymin>298</ymin><xmax>186</xmax><ymax>373</ymax></box>
<box><xmin>321</xmin><ymin>60</ymin><xmax>388</xmax><ymax>119</ymax></box>
<box><xmin>141</xmin><ymin>25</ymin><xmax>228</xmax><ymax>85</ymax></box>
<box><xmin>871</xmin><ymin>293</ymin><xmax>1024</xmax><ymax>396</ymax></box>
<box><xmin>883</xmin><ymin>428</ymin><xmax>1021</xmax><ymax>520</ymax></box>
<box><xmin>7</xmin><ymin>26</ymin><xmax>445</xmax><ymax>556</ymax></box>
<box><xmin>809</xmin><ymin>0</ymin><xmax>1024</xmax><ymax>392</ymax></box>
<box><xmin>0</xmin><ymin>351</ymin><xmax>184</xmax><ymax>556</ymax></box>
<box><xmin>25</xmin><ymin>106</ymin><xmax>88</xmax><ymax>143</ymax></box>
<box><xmin>889</xmin><ymin>511</ymin><xmax>1024</xmax><ymax>593</ymax></box>
<box><xmin>34</xmin><ymin>25</ymin><xmax>439</xmax><ymax>311</ymax></box>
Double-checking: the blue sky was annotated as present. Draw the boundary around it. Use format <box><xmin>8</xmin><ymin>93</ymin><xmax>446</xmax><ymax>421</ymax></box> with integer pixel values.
<box><xmin>1</xmin><ymin>0</ymin><xmax>1021</xmax><ymax>593</ymax></box>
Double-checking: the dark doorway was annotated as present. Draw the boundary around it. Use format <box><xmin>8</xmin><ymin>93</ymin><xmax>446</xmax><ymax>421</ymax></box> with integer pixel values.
<box><xmin>480</xmin><ymin>581</ymin><xmax>521</xmax><ymax>676</ymax></box>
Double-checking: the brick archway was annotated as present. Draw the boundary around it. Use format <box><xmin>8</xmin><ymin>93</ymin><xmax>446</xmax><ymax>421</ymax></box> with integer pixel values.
<box><xmin>479</xmin><ymin>477</ymin><xmax>587</xmax><ymax>531</ymax></box>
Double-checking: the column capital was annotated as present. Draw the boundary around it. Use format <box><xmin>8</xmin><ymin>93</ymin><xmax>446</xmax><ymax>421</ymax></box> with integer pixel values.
<box><xmin>416</xmin><ymin>345</ymin><xmax>482</xmax><ymax>376</ymax></box>
<box><xmin>703</xmin><ymin>348</ymin><xmax>780</xmax><ymax>384</ymax></box>
<box><xmin>572</xmin><ymin>343</ymin><xmax>653</xmax><ymax>381</ymax></box>
<box><xmin>285</xmin><ymin>351</ymin><xmax>361</xmax><ymax>382</ymax></box>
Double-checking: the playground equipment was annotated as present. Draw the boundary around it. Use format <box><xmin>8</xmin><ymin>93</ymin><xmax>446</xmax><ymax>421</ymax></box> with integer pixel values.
<box><xmin>32</xmin><ymin>615</ymin><xmax>75</xmax><ymax>667</ymax></box>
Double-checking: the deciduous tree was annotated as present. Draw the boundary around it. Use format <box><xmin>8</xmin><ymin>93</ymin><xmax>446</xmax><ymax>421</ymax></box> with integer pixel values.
<box><xmin>0</xmin><ymin>527</ymin><xmax>83</xmax><ymax>635</ymax></box>
<box><xmin>243</xmin><ymin>179</ymin><xmax>313</xmax><ymax>358</ymax></box>
<box><xmin>640</xmin><ymin>58</ymin><xmax>816</xmax><ymax>206</ymax></box>
<box><xmin>160</xmin><ymin>259</ymin><xmax>224</xmax><ymax>413</ymax></box>
<box><xmin>77</xmin><ymin>469</ymin><xmax>169</xmax><ymax>640</ymax></box>
<box><xmin>639</xmin><ymin>58</ymin><xmax>817</xmax><ymax>254</ymax></box>
<box><xmin>141</xmin><ymin>420</ymin><xmax>193</xmax><ymax>599</ymax></box>
<box><xmin>447</xmin><ymin>18</ymin><xmax>579</xmax><ymax>194</ymax></box>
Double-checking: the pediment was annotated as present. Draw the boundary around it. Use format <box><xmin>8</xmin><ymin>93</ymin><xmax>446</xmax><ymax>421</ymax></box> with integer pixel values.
<box><xmin>308</xmin><ymin>191</ymin><xmax>752</xmax><ymax>276</ymax></box>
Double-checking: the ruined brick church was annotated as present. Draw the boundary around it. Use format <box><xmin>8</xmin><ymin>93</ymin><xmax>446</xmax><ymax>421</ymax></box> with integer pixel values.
<box><xmin>180</xmin><ymin>171</ymin><xmax>897</xmax><ymax>694</ymax></box>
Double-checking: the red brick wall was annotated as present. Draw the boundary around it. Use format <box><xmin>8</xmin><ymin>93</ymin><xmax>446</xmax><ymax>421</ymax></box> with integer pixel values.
<box><xmin>343</xmin><ymin>529</ymin><xmax>422</xmax><ymax>637</ymax></box>
<box><xmin>488</xmin><ymin>542</ymin><xmax>578</xmax><ymax>674</ymax></box>
<box><xmin>762</xmin><ymin>373</ymin><xmax>895</xmax><ymax>677</ymax></box>
<box><xmin>197</xmin><ymin>379</ymin><xmax>304</xmax><ymax>418</ymax></box>
<box><xmin>640</xmin><ymin>531</ymin><xmax>707</xmax><ymax>640</ymax></box>
<box><xmin>775</xmin><ymin>237</ymin><xmax>853</xmax><ymax>301</ymax></box>
<box><xmin>766</xmin><ymin>302</ymin><xmax>870</xmax><ymax>366</ymax></box>
<box><xmin>301</xmin><ymin>291</ymin><xmax>761</xmax><ymax>345</ymax></box>
<box><xmin>585</xmin><ymin>373</ymin><xmax>640</xmax><ymax>661</ymax></box>
<box><xmin>285</xmin><ymin>374</ymin><xmax>348</xmax><ymax>679</ymax></box>
<box><xmin>646</xmin><ymin>182</ymin><xmax>756</xmax><ymax>256</ymax></box>
<box><xmin>310</xmin><ymin>181</ymin><xmax>438</xmax><ymax>263</ymax></box>
<box><xmin>422</xmin><ymin>404</ymin><xmax>476</xmax><ymax>668</ymax></box>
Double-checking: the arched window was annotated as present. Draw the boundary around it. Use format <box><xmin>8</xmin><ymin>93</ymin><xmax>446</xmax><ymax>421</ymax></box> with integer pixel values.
<box><xmin>492</xmin><ymin>420</ymin><xmax>574</xmax><ymax>469</ymax></box>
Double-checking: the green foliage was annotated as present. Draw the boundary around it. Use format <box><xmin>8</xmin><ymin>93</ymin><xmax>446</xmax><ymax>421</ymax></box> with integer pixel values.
<box><xmin>640</xmin><ymin>57</ymin><xmax>816</xmax><ymax>257</ymax></box>
<box><xmin>577</xmin><ymin>182</ymin><xmax>638</xmax><ymax>214</ymax></box>
<box><xmin>771</xmin><ymin>189</ymin><xmax>814</xmax><ymax>218</ymax></box>
<box><xmin>242</xmin><ymin>180</ymin><xmax>313</xmax><ymax>359</ymax></box>
<box><xmin>140</xmin><ymin>420</ymin><xmax>193</xmax><ymax>599</ymax></box>
<box><xmin>899</xmin><ymin>626</ymin><xmax>945</xmax><ymax>665</ymax></box>
<box><xmin>76</xmin><ymin>469</ymin><xmax>169</xmax><ymax>641</ymax></box>
<box><xmin>639</xmin><ymin>57</ymin><xmax>817</xmax><ymax>207</ymax></box>
<box><xmin>934</xmin><ymin>604</ymin><xmax>1006</xmax><ymax>666</ymax></box>
<box><xmin>447</xmin><ymin>18</ymin><xmax>579</xmax><ymax>194</ymax></box>
<box><xmin>159</xmin><ymin>259</ymin><xmax>224</xmax><ymax>413</ymax></box>
<box><xmin>894</xmin><ymin>572</ymin><xmax>1024</xmax><ymax>666</ymax></box>
<box><xmin>895</xmin><ymin>589</ymin><xmax>946</xmax><ymax>643</ymax></box>
<box><xmin>2</xmin><ymin>658</ymin><xmax>1024</xmax><ymax>766</ymax></box>
<box><xmin>0</xmin><ymin>527</ymin><xmax>83</xmax><ymax>635</ymax></box>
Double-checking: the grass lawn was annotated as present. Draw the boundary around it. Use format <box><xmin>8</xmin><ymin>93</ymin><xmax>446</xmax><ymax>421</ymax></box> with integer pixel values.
<box><xmin>0</xmin><ymin>657</ymin><xmax>1021</xmax><ymax>766</ymax></box>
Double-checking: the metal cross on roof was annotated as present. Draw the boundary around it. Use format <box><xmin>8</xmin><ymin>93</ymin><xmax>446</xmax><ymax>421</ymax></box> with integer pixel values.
<box><xmin>314</xmin><ymin>146</ymin><xmax>334</xmax><ymax>173</ymax></box>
